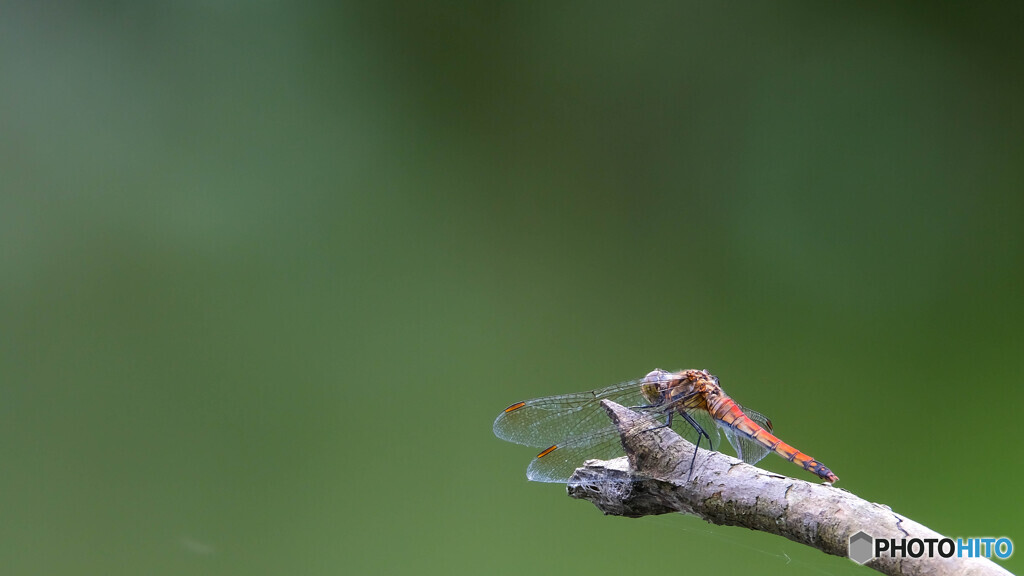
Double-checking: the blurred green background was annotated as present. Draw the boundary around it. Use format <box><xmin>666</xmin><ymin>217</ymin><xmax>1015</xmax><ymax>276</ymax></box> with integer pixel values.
<box><xmin>2</xmin><ymin>2</ymin><xmax>1022</xmax><ymax>575</ymax></box>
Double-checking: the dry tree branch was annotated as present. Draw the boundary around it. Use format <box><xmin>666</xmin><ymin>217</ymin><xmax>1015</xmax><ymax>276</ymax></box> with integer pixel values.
<box><xmin>566</xmin><ymin>401</ymin><xmax>1013</xmax><ymax>576</ymax></box>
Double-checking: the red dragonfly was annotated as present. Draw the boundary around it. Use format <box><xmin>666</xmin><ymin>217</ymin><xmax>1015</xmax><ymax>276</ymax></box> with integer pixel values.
<box><xmin>494</xmin><ymin>368</ymin><xmax>838</xmax><ymax>483</ymax></box>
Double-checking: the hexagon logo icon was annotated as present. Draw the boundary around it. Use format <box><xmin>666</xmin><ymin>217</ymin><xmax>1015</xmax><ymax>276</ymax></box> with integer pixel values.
<box><xmin>849</xmin><ymin>531</ymin><xmax>874</xmax><ymax>564</ymax></box>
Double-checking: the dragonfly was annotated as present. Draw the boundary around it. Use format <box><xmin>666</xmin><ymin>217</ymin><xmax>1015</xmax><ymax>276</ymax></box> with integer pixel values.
<box><xmin>493</xmin><ymin>368</ymin><xmax>838</xmax><ymax>484</ymax></box>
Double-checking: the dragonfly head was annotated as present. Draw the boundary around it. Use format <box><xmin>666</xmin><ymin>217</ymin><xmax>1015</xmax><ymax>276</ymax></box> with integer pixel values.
<box><xmin>640</xmin><ymin>369</ymin><xmax>673</xmax><ymax>403</ymax></box>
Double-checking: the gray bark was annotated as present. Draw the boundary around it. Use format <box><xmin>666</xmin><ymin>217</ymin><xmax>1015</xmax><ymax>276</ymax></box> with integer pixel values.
<box><xmin>566</xmin><ymin>401</ymin><xmax>1013</xmax><ymax>576</ymax></box>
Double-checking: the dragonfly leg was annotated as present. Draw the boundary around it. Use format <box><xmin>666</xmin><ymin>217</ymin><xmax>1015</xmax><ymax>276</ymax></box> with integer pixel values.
<box><xmin>661</xmin><ymin>410</ymin><xmax>673</xmax><ymax>430</ymax></box>
<box><xmin>679</xmin><ymin>411</ymin><xmax>711</xmax><ymax>481</ymax></box>
<box><xmin>632</xmin><ymin>410</ymin><xmax>708</xmax><ymax>481</ymax></box>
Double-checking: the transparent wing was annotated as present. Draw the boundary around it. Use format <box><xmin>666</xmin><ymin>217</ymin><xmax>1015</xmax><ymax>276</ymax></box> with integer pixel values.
<box><xmin>525</xmin><ymin>425</ymin><xmax>631</xmax><ymax>482</ymax></box>
<box><xmin>495</xmin><ymin>375</ymin><xmax>726</xmax><ymax>483</ymax></box>
<box><xmin>524</xmin><ymin>407</ymin><xmax>722</xmax><ymax>483</ymax></box>
<box><xmin>493</xmin><ymin>379</ymin><xmax>649</xmax><ymax>448</ymax></box>
<box><xmin>717</xmin><ymin>405</ymin><xmax>774</xmax><ymax>465</ymax></box>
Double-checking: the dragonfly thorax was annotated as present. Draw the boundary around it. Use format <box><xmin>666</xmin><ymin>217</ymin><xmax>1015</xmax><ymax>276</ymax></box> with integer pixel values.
<box><xmin>641</xmin><ymin>368</ymin><xmax>719</xmax><ymax>407</ymax></box>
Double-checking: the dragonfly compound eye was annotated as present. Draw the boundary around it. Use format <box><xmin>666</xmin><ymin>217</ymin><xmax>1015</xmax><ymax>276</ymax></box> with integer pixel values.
<box><xmin>640</xmin><ymin>370</ymin><xmax>667</xmax><ymax>403</ymax></box>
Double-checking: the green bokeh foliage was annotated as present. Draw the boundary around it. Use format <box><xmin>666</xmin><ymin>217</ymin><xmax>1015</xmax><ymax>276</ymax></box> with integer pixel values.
<box><xmin>1</xmin><ymin>2</ymin><xmax>1021</xmax><ymax>575</ymax></box>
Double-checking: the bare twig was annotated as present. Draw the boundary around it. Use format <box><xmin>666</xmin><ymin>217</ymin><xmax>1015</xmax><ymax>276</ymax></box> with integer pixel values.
<box><xmin>566</xmin><ymin>401</ymin><xmax>1013</xmax><ymax>576</ymax></box>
